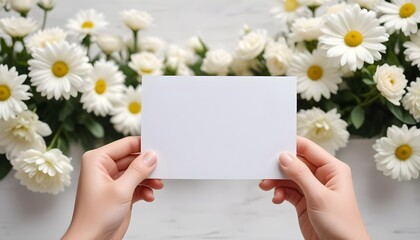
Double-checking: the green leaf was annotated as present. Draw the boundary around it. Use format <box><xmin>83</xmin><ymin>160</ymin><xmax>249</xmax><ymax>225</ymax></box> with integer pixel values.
<box><xmin>386</xmin><ymin>101</ymin><xmax>417</xmax><ymax>125</ymax></box>
<box><xmin>386</xmin><ymin>51</ymin><xmax>400</xmax><ymax>66</ymax></box>
<box><xmin>79</xmin><ymin>114</ymin><xmax>104</xmax><ymax>138</ymax></box>
<box><xmin>0</xmin><ymin>155</ymin><xmax>12</xmax><ymax>180</ymax></box>
<box><xmin>362</xmin><ymin>78</ymin><xmax>375</xmax><ymax>85</ymax></box>
<box><xmin>59</xmin><ymin>101</ymin><xmax>74</xmax><ymax>121</ymax></box>
<box><xmin>351</xmin><ymin>106</ymin><xmax>365</xmax><ymax>129</ymax></box>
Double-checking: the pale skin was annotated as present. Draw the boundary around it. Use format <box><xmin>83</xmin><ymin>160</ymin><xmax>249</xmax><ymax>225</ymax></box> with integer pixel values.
<box><xmin>63</xmin><ymin>136</ymin><xmax>369</xmax><ymax>240</ymax></box>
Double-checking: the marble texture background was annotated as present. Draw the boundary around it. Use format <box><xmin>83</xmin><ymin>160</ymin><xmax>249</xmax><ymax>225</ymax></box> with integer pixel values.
<box><xmin>1</xmin><ymin>0</ymin><xmax>420</xmax><ymax>239</ymax></box>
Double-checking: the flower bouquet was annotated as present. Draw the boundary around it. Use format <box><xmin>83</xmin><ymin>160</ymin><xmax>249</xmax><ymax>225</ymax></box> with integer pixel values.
<box><xmin>1</xmin><ymin>0</ymin><xmax>419</xmax><ymax>195</ymax></box>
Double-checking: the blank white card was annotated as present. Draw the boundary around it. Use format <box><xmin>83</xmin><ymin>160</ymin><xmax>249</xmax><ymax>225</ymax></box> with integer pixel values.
<box><xmin>141</xmin><ymin>76</ymin><xmax>296</xmax><ymax>179</ymax></box>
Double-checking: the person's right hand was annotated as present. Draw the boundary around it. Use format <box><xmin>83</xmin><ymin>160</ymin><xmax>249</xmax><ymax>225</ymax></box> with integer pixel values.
<box><xmin>260</xmin><ymin>136</ymin><xmax>370</xmax><ymax>240</ymax></box>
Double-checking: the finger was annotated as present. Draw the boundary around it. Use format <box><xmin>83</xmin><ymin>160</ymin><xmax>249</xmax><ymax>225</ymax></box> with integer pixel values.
<box><xmin>133</xmin><ymin>186</ymin><xmax>154</xmax><ymax>203</ymax></box>
<box><xmin>297</xmin><ymin>136</ymin><xmax>337</xmax><ymax>167</ymax></box>
<box><xmin>139</xmin><ymin>179</ymin><xmax>164</xmax><ymax>190</ymax></box>
<box><xmin>116</xmin><ymin>155</ymin><xmax>137</xmax><ymax>171</ymax></box>
<box><xmin>279</xmin><ymin>152</ymin><xmax>325</xmax><ymax>200</ymax></box>
<box><xmin>116</xmin><ymin>151</ymin><xmax>157</xmax><ymax>193</ymax></box>
<box><xmin>259</xmin><ymin>179</ymin><xmax>302</xmax><ymax>194</ymax></box>
<box><xmin>273</xmin><ymin>187</ymin><xmax>286</xmax><ymax>204</ymax></box>
<box><xmin>94</xmin><ymin>136</ymin><xmax>141</xmax><ymax>161</ymax></box>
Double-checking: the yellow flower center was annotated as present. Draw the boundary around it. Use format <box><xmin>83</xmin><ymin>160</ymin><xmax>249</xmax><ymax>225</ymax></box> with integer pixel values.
<box><xmin>81</xmin><ymin>20</ymin><xmax>94</xmax><ymax>29</ymax></box>
<box><xmin>284</xmin><ymin>0</ymin><xmax>299</xmax><ymax>12</ymax></box>
<box><xmin>395</xmin><ymin>144</ymin><xmax>412</xmax><ymax>161</ymax></box>
<box><xmin>95</xmin><ymin>79</ymin><xmax>107</xmax><ymax>95</ymax></box>
<box><xmin>399</xmin><ymin>3</ymin><xmax>416</xmax><ymax>18</ymax></box>
<box><xmin>390</xmin><ymin>79</ymin><xmax>395</xmax><ymax>85</ymax></box>
<box><xmin>128</xmin><ymin>102</ymin><xmax>141</xmax><ymax>114</ymax></box>
<box><xmin>140</xmin><ymin>67</ymin><xmax>154</xmax><ymax>75</ymax></box>
<box><xmin>52</xmin><ymin>61</ymin><xmax>69</xmax><ymax>78</ymax></box>
<box><xmin>344</xmin><ymin>30</ymin><xmax>363</xmax><ymax>47</ymax></box>
<box><xmin>312</xmin><ymin>119</ymin><xmax>331</xmax><ymax>139</ymax></box>
<box><xmin>0</xmin><ymin>85</ymin><xmax>11</xmax><ymax>101</ymax></box>
<box><xmin>307</xmin><ymin>65</ymin><xmax>323</xmax><ymax>81</ymax></box>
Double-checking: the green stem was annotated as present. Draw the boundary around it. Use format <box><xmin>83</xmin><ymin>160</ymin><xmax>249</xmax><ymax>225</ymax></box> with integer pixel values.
<box><xmin>360</xmin><ymin>94</ymin><xmax>380</xmax><ymax>108</ymax></box>
<box><xmin>41</xmin><ymin>10</ymin><xmax>48</xmax><ymax>30</ymax></box>
<box><xmin>9</xmin><ymin>38</ymin><xmax>16</xmax><ymax>62</ymax></box>
<box><xmin>47</xmin><ymin>124</ymin><xmax>64</xmax><ymax>150</ymax></box>
<box><xmin>133</xmin><ymin>30</ymin><xmax>139</xmax><ymax>53</ymax></box>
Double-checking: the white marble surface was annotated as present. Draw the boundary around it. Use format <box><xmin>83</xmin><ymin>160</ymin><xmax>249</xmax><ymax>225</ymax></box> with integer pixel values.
<box><xmin>1</xmin><ymin>0</ymin><xmax>420</xmax><ymax>239</ymax></box>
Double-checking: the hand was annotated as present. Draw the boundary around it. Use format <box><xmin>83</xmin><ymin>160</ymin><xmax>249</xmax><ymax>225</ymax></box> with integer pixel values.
<box><xmin>62</xmin><ymin>136</ymin><xmax>163</xmax><ymax>240</ymax></box>
<box><xmin>260</xmin><ymin>136</ymin><xmax>370</xmax><ymax>240</ymax></box>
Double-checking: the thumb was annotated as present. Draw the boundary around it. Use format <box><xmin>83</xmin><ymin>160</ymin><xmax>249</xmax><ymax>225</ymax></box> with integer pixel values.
<box><xmin>279</xmin><ymin>152</ymin><xmax>325</xmax><ymax>199</ymax></box>
<box><xmin>116</xmin><ymin>151</ymin><xmax>157</xmax><ymax>193</ymax></box>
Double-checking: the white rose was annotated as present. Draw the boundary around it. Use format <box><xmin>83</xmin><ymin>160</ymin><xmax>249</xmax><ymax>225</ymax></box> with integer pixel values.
<box><xmin>128</xmin><ymin>52</ymin><xmax>163</xmax><ymax>77</ymax></box>
<box><xmin>263</xmin><ymin>40</ymin><xmax>292</xmax><ymax>76</ymax></box>
<box><xmin>235</xmin><ymin>30</ymin><xmax>267</xmax><ymax>60</ymax></box>
<box><xmin>201</xmin><ymin>49</ymin><xmax>232</xmax><ymax>76</ymax></box>
<box><xmin>38</xmin><ymin>0</ymin><xmax>54</xmax><ymax>10</ymax></box>
<box><xmin>231</xmin><ymin>58</ymin><xmax>256</xmax><ymax>76</ymax></box>
<box><xmin>97</xmin><ymin>34</ymin><xmax>123</xmax><ymax>55</ymax></box>
<box><xmin>373</xmin><ymin>64</ymin><xmax>408</xmax><ymax>106</ymax></box>
<box><xmin>120</xmin><ymin>9</ymin><xmax>153</xmax><ymax>31</ymax></box>
<box><xmin>10</xmin><ymin>0</ymin><xmax>35</xmax><ymax>14</ymax></box>
<box><xmin>187</xmin><ymin>35</ymin><xmax>205</xmax><ymax>53</ymax></box>
<box><xmin>138</xmin><ymin>36</ymin><xmax>167</xmax><ymax>54</ymax></box>
<box><xmin>166</xmin><ymin>44</ymin><xmax>195</xmax><ymax>65</ymax></box>
<box><xmin>290</xmin><ymin>17</ymin><xmax>324</xmax><ymax>42</ymax></box>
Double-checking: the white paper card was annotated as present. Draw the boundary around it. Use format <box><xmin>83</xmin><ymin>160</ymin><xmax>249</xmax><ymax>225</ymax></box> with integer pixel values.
<box><xmin>141</xmin><ymin>76</ymin><xmax>296</xmax><ymax>179</ymax></box>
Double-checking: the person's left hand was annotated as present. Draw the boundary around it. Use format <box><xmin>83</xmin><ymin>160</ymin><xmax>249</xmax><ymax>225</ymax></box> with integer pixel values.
<box><xmin>62</xmin><ymin>136</ymin><xmax>163</xmax><ymax>240</ymax></box>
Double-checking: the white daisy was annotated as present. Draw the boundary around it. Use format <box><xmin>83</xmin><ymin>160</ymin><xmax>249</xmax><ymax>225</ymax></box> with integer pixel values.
<box><xmin>201</xmin><ymin>49</ymin><xmax>233</xmax><ymax>76</ymax></box>
<box><xmin>378</xmin><ymin>0</ymin><xmax>420</xmax><ymax>36</ymax></box>
<box><xmin>80</xmin><ymin>60</ymin><xmax>125</xmax><ymax>117</ymax></box>
<box><xmin>288</xmin><ymin>50</ymin><xmax>342</xmax><ymax>102</ymax></box>
<box><xmin>66</xmin><ymin>9</ymin><xmax>108</xmax><ymax>39</ymax></box>
<box><xmin>235</xmin><ymin>30</ymin><xmax>267</xmax><ymax>60</ymax></box>
<box><xmin>303</xmin><ymin>0</ymin><xmax>329</xmax><ymax>8</ymax></box>
<box><xmin>11</xmin><ymin>147</ymin><xmax>73</xmax><ymax>194</ymax></box>
<box><xmin>120</xmin><ymin>9</ymin><xmax>153</xmax><ymax>32</ymax></box>
<box><xmin>110</xmin><ymin>85</ymin><xmax>142</xmax><ymax>136</ymax></box>
<box><xmin>263</xmin><ymin>39</ymin><xmax>292</xmax><ymax>76</ymax></box>
<box><xmin>28</xmin><ymin>41</ymin><xmax>91</xmax><ymax>100</ymax></box>
<box><xmin>373</xmin><ymin>64</ymin><xmax>407</xmax><ymax>106</ymax></box>
<box><xmin>0</xmin><ymin>65</ymin><xmax>31</xmax><ymax>121</ymax></box>
<box><xmin>25</xmin><ymin>27</ymin><xmax>67</xmax><ymax>53</ymax></box>
<box><xmin>324</xmin><ymin>2</ymin><xmax>351</xmax><ymax>15</ymax></box>
<box><xmin>373</xmin><ymin>125</ymin><xmax>420</xmax><ymax>181</ymax></box>
<box><xmin>319</xmin><ymin>4</ymin><xmax>388</xmax><ymax>71</ymax></box>
<box><xmin>128</xmin><ymin>52</ymin><xmax>163</xmax><ymax>77</ymax></box>
<box><xmin>96</xmin><ymin>34</ymin><xmax>124</xmax><ymax>55</ymax></box>
<box><xmin>403</xmin><ymin>31</ymin><xmax>420</xmax><ymax>68</ymax></box>
<box><xmin>271</xmin><ymin>0</ymin><xmax>311</xmax><ymax>24</ymax></box>
<box><xmin>297</xmin><ymin>107</ymin><xmax>349</xmax><ymax>155</ymax></box>
<box><xmin>352</xmin><ymin>0</ymin><xmax>382</xmax><ymax>10</ymax></box>
<box><xmin>0</xmin><ymin>16</ymin><xmax>37</xmax><ymax>38</ymax></box>
<box><xmin>0</xmin><ymin>110</ymin><xmax>51</xmax><ymax>159</ymax></box>
<box><xmin>402</xmin><ymin>78</ymin><xmax>420</xmax><ymax>121</ymax></box>
<box><xmin>289</xmin><ymin>17</ymin><xmax>324</xmax><ymax>43</ymax></box>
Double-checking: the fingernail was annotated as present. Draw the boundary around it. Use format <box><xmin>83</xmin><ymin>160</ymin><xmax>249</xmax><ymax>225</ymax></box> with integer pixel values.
<box><xmin>143</xmin><ymin>151</ymin><xmax>157</xmax><ymax>167</ymax></box>
<box><xmin>280</xmin><ymin>152</ymin><xmax>294</xmax><ymax>167</ymax></box>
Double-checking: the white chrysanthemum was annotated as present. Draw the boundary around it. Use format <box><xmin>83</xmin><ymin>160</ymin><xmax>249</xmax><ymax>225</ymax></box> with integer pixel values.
<box><xmin>201</xmin><ymin>49</ymin><xmax>233</xmax><ymax>76</ymax></box>
<box><xmin>128</xmin><ymin>52</ymin><xmax>163</xmax><ymax>77</ymax></box>
<box><xmin>288</xmin><ymin>50</ymin><xmax>342</xmax><ymax>102</ymax></box>
<box><xmin>271</xmin><ymin>0</ymin><xmax>311</xmax><ymax>24</ymax></box>
<box><xmin>378</xmin><ymin>0</ymin><xmax>420</xmax><ymax>36</ymax></box>
<box><xmin>120</xmin><ymin>9</ymin><xmax>153</xmax><ymax>32</ymax></box>
<box><xmin>0</xmin><ymin>16</ymin><xmax>37</xmax><ymax>38</ymax></box>
<box><xmin>403</xmin><ymin>31</ymin><xmax>420</xmax><ymax>68</ymax></box>
<box><xmin>402</xmin><ymin>78</ymin><xmax>420</xmax><ymax>121</ymax></box>
<box><xmin>373</xmin><ymin>64</ymin><xmax>407</xmax><ymax>106</ymax></box>
<box><xmin>319</xmin><ymin>4</ymin><xmax>388</xmax><ymax>71</ymax></box>
<box><xmin>28</xmin><ymin>41</ymin><xmax>91</xmax><ymax>100</ymax></box>
<box><xmin>11</xmin><ymin>148</ymin><xmax>73</xmax><ymax>194</ymax></box>
<box><xmin>373</xmin><ymin>125</ymin><xmax>420</xmax><ymax>181</ymax></box>
<box><xmin>66</xmin><ymin>9</ymin><xmax>108</xmax><ymax>39</ymax></box>
<box><xmin>10</xmin><ymin>0</ymin><xmax>35</xmax><ymax>14</ymax></box>
<box><xmin>80</xmin><ymin>60</ymin><xmax>125</xmax><ymax>117</ymax></box>
<box><xmin>0</xmin><ymin>65</ymin><xmax>31</xmax><ymax>121</ymax></box>
<box><xmin>263</xmin><ymin>39</ymin><xmax>292</xmax><ymax>76</ymax></box>
<box><xmin>290</xmin><ymin>17</ymin><xmax>324</xmax><ymax>43</ymax></box>
<box><xmin>235</xmin><ymin>30</ymin><xmax>267</xmax><ymax>60</ymax></box>
<box><xmin>352</xmin><ymin>0</ymin><xmax>382</xmax><ymax>10</ymax></box>
<box><xmin>297</xmin><ymin>107</ymin><xmax>349</xmax><ymax>155</ymax></box>
<box><xmin>137</xmin><ymin>36</ymin><xmax>167</xmax><ymax>54</ymax></box>
<box><xmin>96</xmin><ymin>34</ymin><xmax>124</xmax><ymax>55</ymax></box>
<box><xmin>0</xmin><ymin>110</ymin><xmax>51</xmax><ymax>159</ymax></box>
<box><xmin>25</xmin><ymin>27</ymin><xmax>67</xmax><ymax>53</ymax></box>
<box><xmin>110</xmin><ymin>85</ymin><xmax>142</xmax><ymax>135</ymax></box>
